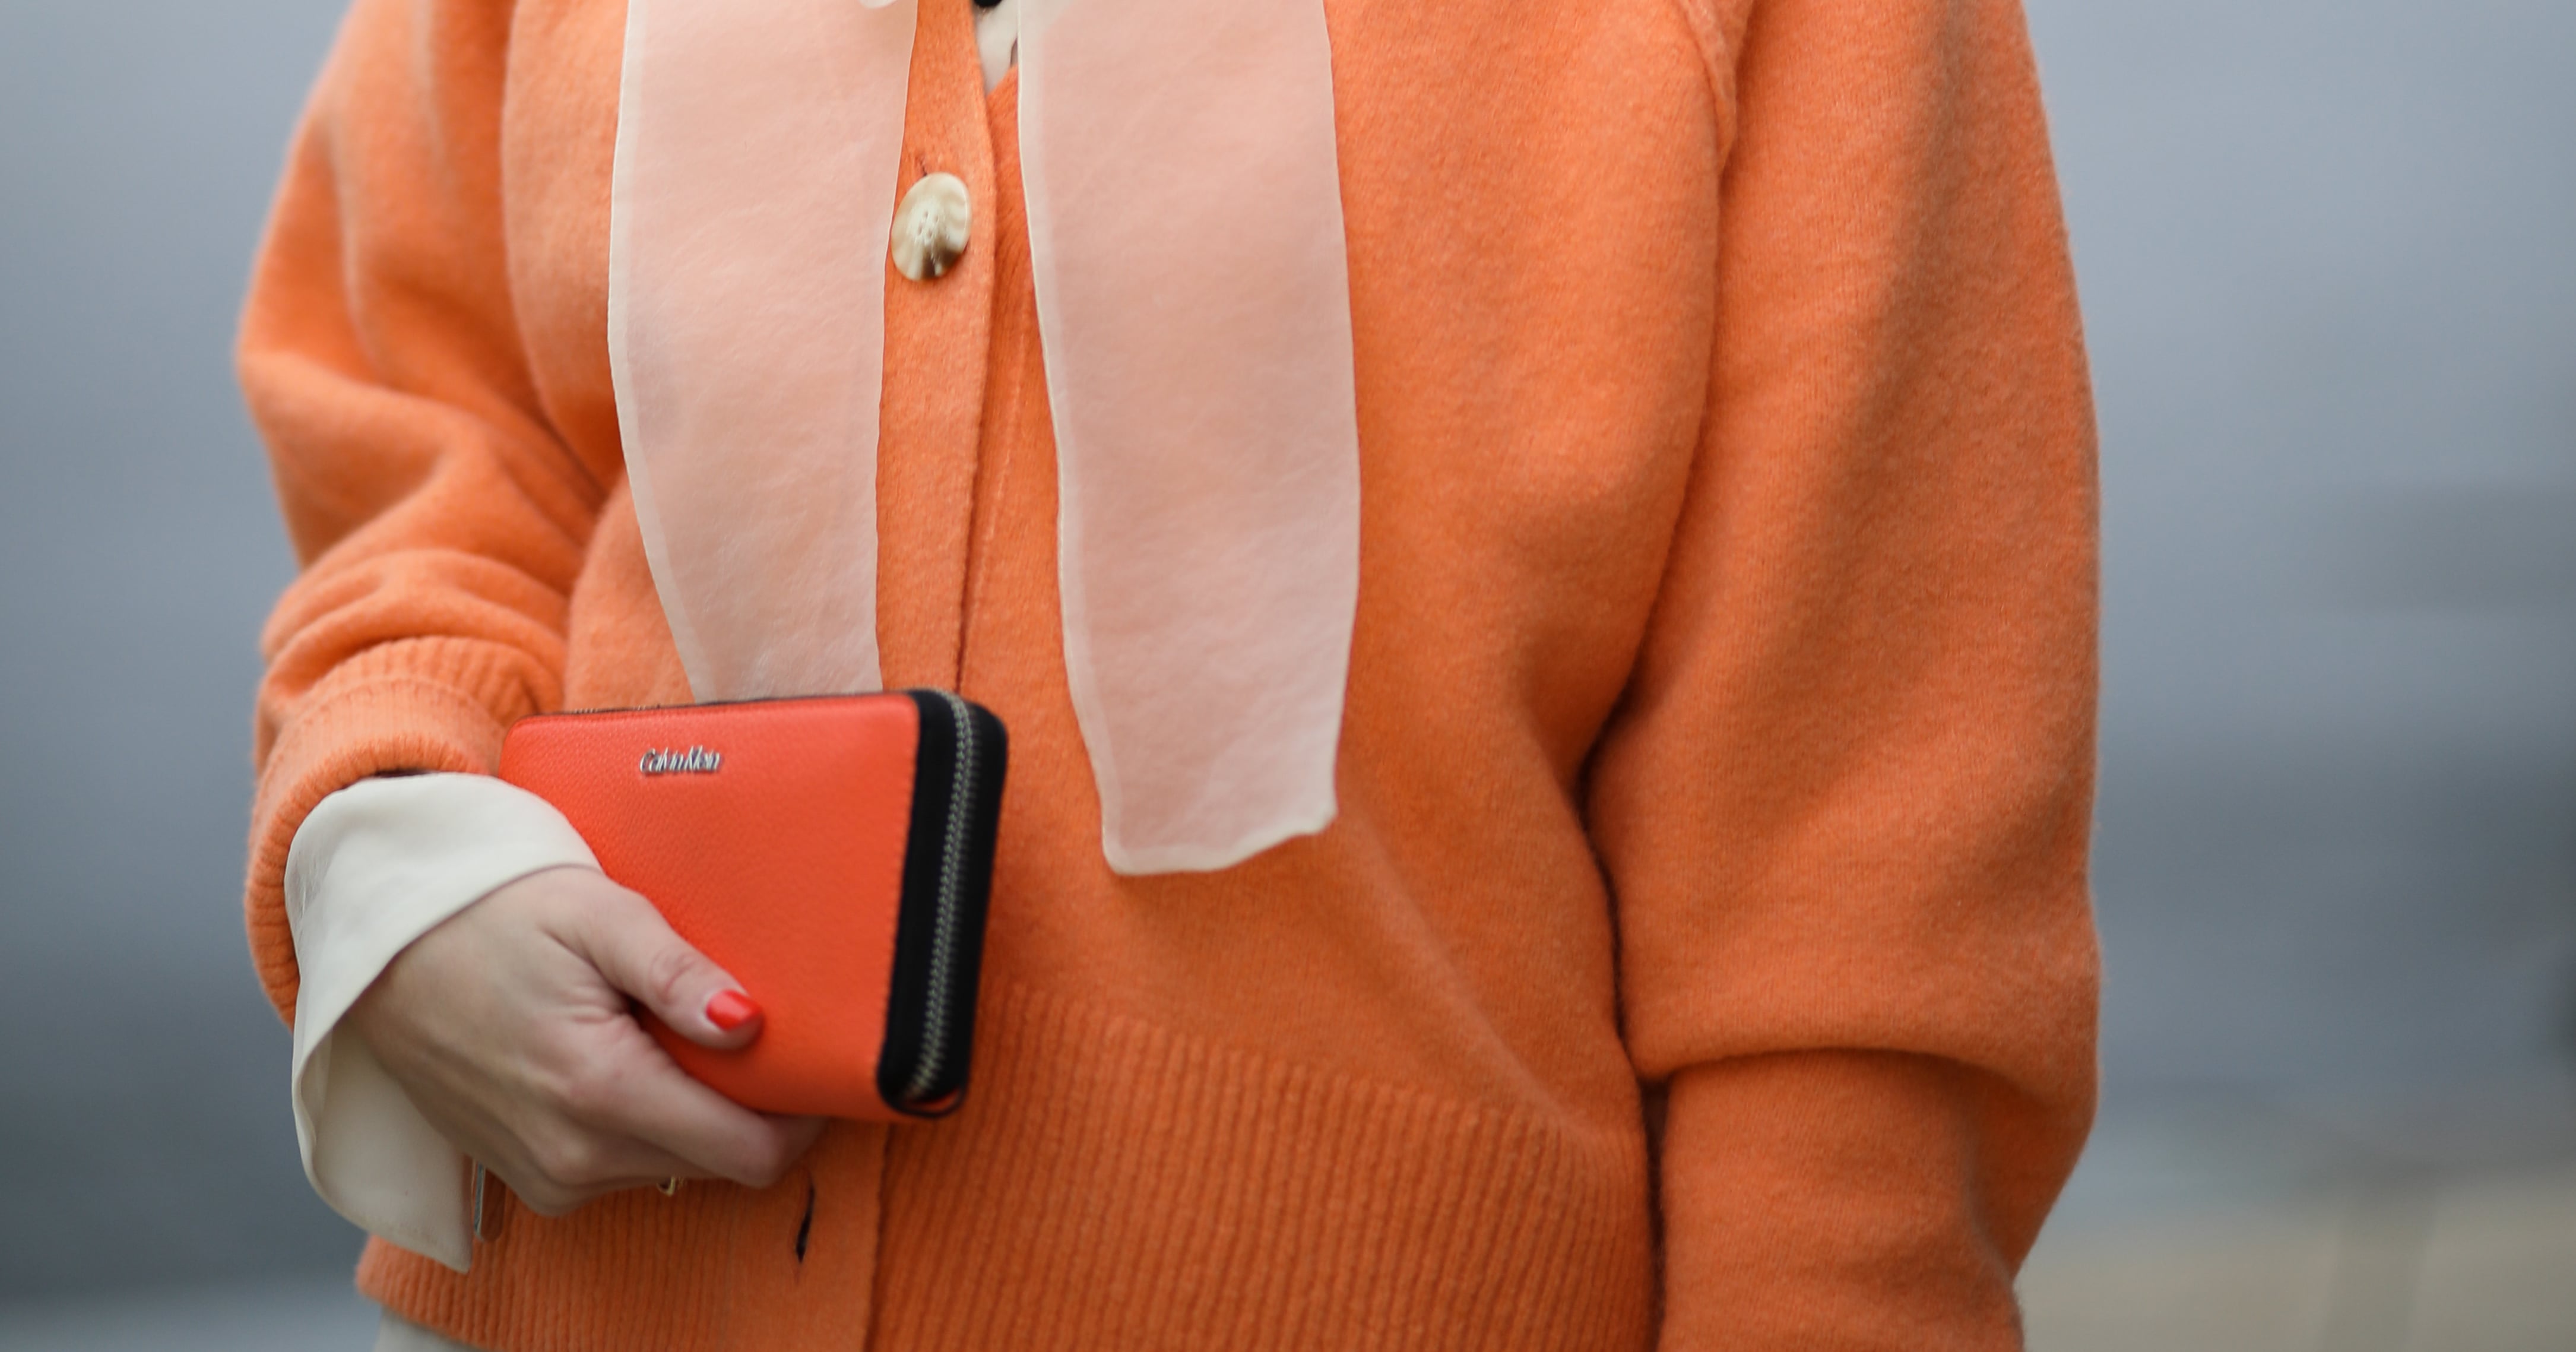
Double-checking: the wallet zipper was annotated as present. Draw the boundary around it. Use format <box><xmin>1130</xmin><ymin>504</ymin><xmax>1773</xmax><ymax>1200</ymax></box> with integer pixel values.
<box><xmin>902</xmin><ymin>689</ymin><xmax>980</xmax><ymax>1104</ymax></box>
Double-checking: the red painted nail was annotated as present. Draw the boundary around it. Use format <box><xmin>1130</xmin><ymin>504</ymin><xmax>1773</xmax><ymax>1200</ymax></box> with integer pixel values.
<box><xmin>705</xmin><ymin>989</ymin><xmax>761</xmax><ymax>1033</ymax></box>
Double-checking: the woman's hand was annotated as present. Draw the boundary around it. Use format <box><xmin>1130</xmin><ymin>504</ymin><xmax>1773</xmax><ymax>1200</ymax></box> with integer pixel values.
<box><xmin>347</xmin><ymin>866</ymin><xmax>825</xmax><ymax>1217</ymax></box>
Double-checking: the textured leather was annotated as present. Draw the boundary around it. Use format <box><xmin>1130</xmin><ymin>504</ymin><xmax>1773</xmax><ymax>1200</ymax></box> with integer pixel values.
<box><xmin>499</xmin><ymin>696</ymin><xmax>921</xmax><ymax>1119</ymax></box>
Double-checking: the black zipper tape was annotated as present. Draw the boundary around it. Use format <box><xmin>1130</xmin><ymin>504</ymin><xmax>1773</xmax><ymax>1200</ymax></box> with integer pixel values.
<box><xmin>876</xmin><ymin>689</ymin><xmax>1009</xmax><ymax>1116</ymax></box>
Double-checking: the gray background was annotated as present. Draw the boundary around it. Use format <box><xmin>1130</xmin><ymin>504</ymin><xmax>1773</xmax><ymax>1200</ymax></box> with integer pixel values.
<box><xmin>1</xmin><ymin>0</ymin><xmax>2571</xmax><ymax>1318</ymax></box>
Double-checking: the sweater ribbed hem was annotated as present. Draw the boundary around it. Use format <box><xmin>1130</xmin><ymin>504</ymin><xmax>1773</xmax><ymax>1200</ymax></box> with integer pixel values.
<box><xmin>246</xmin><ymin>638</ymin><xmax>543</xmax><ymax>1020</ymax></box>
<box><xmin>874</xmin><ymin>983</ymin><xmax>1659</xmax><ymax>1351</ymax></box>
<box><xmin>361</xmin><ymin>1114</ymin><xmax>892</xmax><ymax>1352</ymax></box>
<box><xmin>363</xmin><ymin>983</ymin><xmax>1658</xmax><ymax>1352</ymax></box>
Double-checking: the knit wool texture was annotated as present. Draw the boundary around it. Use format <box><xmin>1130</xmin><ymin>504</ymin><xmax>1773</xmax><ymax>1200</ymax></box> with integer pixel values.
<box><xmin>236</xmin><ymin>0</ymin><xmax>2102</xmax><ymax>1347</ymax></box>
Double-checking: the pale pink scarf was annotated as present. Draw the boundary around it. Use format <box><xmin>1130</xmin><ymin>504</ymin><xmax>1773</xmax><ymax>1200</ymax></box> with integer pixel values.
<box><xmin>607</xmin><ymin>0</ymin><xmax>1360</xmax><ymax>873</ymax></box>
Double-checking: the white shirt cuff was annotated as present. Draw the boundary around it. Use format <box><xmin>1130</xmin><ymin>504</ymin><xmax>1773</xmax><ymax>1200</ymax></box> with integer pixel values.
<box><xmin>284</xmin><ymin>772</ymin><xmax>598</xmax><ymax>1272</ymax></box>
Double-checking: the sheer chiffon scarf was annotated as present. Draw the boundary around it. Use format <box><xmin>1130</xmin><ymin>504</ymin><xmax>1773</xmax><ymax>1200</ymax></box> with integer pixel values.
<box><xmin>609</xmin><ymin>0</ymin><xmax>1361</xmax><ymax>873</ymax></box>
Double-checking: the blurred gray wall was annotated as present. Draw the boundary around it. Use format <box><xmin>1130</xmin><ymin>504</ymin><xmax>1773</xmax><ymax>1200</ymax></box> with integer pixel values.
<box><xmin>1</xmin><ymin>0</ymin><xmax>348</xmax><ymax>1293</ymax></box>
<box><xmin>0</xmin><ymin>0</ymin><xmax>2570</xmax><ymax>1300</ymax></box>
<box><xmin>2033</xmin><ymin>0</ymin><xmax>2576</xmax><ymax>1121</ymax></box>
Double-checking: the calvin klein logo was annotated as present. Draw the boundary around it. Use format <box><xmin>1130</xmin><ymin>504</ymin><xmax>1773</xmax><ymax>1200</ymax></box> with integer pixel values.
<box><xmin>639</xmin><ymin>746</ymin><xmax>723</xmax><ymax>775</ymax></box>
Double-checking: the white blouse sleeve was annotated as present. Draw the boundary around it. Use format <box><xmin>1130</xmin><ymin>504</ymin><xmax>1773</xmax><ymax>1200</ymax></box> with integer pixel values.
<box><xmin>283</xmin><ymin>773</ymin><xmax>600</xmax><ymax>1272</ymax></box>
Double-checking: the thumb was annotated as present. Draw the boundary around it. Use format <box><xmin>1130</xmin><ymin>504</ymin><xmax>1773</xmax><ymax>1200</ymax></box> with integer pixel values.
<box><xmin>574</xmin><ymin>886</ymin><xmax>765</xmax><ymax>1051</ymax></box>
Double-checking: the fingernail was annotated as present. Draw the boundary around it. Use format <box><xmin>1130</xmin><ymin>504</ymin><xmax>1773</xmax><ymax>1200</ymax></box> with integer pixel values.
<box><xmin>705</xmin><ymin>989</ymin><xmax>761</xmax><ymax>1033</ymax></box>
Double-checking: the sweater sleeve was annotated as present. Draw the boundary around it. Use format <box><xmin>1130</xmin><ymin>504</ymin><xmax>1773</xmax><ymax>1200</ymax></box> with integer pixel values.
<box><xmin>1588</xmin><ymin>1</ymin><xmax>2099</xmax><ymax>1347</ymax></box>
<box><xmin>238</xmin><ymin>0</ymin><xmax>610</xmax><ymax>1023</ymax></box>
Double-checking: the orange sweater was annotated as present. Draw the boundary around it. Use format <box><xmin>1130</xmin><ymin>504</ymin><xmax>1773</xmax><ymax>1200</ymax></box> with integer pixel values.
<box><xmin>239</xmin><ymin>0</ymin><xmax>2100</xmax><ymax>1347</ymax></box>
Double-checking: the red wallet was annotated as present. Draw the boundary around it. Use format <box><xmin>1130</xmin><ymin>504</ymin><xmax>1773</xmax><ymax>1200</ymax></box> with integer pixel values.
<box><xmin>498</xmin><ymin>691</ymin><xmax>1007</xmax><ymax>1120</ymax></box>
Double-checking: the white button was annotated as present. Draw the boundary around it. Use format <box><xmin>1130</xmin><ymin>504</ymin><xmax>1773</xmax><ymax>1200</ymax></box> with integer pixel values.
<box><xmin>891</xmin><ymin>172</ymin><xmax>971</xmax><ymax>281</ymax></box>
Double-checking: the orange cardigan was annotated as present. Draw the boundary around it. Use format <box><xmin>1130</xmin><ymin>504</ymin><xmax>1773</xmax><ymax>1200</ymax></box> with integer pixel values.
<box><xmin>239</xmin><ymin>0</ymin><xmax>2100</xmax><ymax>1347</ymax></box>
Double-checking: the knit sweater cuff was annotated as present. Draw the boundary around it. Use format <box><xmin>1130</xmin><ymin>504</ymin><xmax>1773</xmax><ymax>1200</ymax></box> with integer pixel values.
<box><xmin>1656</xmin><ymin>1052</ymin><xmax>2029</xmax><ymax>1351</ymax></box>
<box><xmin>246</xmin><ymin>637</ymin><xmax>544</xmax><ymax>1022</ymax></box>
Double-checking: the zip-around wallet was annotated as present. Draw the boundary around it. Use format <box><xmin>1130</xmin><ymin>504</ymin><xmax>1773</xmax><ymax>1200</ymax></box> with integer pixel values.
<box><xmin>497</xmin><ymin>691</ymin><xmax>1007</xmax><ymax>1121</ymax></box>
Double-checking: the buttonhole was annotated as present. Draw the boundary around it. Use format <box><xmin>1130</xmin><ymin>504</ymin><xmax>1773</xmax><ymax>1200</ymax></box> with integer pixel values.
<box><xmin>793</xmin><ymin>1180</ymin><xmax>816</xmax><ymax>1264</ymax></box>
